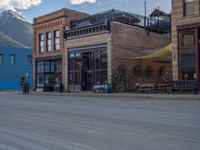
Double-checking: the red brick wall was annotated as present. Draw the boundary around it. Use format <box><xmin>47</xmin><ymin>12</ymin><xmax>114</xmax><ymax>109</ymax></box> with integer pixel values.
<box><xmin>110</xmin><ymin>22</ymin><xmax>171</xmax><ymax>91</ymax></box>
<box><xmin>33</xmin><ymin>8</ymin><xmax>88</xmax><ymax>89</ymax></box>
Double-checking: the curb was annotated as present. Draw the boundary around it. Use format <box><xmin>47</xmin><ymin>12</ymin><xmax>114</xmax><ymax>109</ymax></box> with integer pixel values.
<box><xmin>18</xmin><ymin>92</ymin><xmax>200</xmax><ymax>100</ymax></box>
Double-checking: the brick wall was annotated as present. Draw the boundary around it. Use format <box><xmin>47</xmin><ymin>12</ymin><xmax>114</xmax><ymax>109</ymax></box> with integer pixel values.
<box><xmin>110</xmin><ymin>22</ymin><xmax>170</xmax><ymax>67</ymax></box>
<box><xmin>33</xmin><ymin>8</ymin><xmax>88</xmax><ymax>89</ymax></box>
<box><xmin>110</xmin><ymin>22</ymin><xmax>171</xmax><ymax>91</ymax></box>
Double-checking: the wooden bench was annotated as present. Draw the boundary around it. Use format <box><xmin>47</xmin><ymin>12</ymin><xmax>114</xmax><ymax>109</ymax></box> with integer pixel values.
<box><xmin>156</xmin><ymin>83</ymin><xmax>171</xmax><ymax>93</ymax></box>
<box><xmin>169</xmin><ymin>80</ymin><xmax>199</xmax><ymax>94</ymax></box>
<box><xmin>136</xmin><ymin>83</ymin><xmax>156</xmax><ymax>93</ymax></box>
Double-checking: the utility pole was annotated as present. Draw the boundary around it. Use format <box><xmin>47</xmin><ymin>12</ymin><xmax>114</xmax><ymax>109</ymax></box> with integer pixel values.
<box><xmin>144</xmin><ymin>1</ymin><xmax>149</xmax><ymax>36</ymax></box>
<box><xmin>158</xmin><ymin>6</ymin><xmax>160</xmax><ymax>33</ymax></box>
<box><xmin>144</xmin><ymin>1</ymin><xmax>147</xmax><ymax>30</ymax></box>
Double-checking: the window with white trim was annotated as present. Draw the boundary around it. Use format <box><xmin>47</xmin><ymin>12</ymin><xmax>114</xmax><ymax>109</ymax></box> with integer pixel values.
<box><xmin>39</xmin><ymin>33</ymin><xmax>44</xmax><ymax>52</ymax></box>
<box><xmin>46</xmin><ymin>32</ymin><xmax>52</xmax><ymax>52</ymax></box>
<box><xmin>184</xmin><ymin>0</ymin><xmax>194</xmax><ymax>16</ymax></box>
<box><xmin>54</xmin><ymin>30</ymin><xmax>60</xmax><ymax>51</ymax></box>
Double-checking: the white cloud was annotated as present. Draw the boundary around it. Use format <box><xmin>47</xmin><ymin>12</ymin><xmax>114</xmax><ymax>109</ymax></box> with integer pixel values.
<box><xmin>66</xmin><ymin>0</ymin><xmax>96</xmax><ymax>5</ymax></box>
<box><xmin>0</xmin><ymin>0</ymin><xmax>42</xmax><ymax>11</ymax></box>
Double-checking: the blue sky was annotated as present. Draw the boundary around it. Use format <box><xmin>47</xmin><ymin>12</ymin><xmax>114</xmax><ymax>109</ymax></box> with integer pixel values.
<box><xmin>0</xmin><ymin>0</ymin><xmax>171</xmax><ymax>22</ymax></box>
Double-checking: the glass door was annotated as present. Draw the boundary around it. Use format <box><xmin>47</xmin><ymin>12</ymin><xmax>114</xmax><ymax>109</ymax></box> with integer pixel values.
<box><xmin>82</xmin><ymin>52</ymin><xmax>93</xmax><ymax>91</ymax></box>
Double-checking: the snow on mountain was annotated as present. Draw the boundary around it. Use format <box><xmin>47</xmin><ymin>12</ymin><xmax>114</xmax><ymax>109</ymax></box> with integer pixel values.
<box><xmin>0</xmin><ymin>10</ymin><xmax>33</xmax><ymax>48</ymax></box>
<box><xmin>0</xmin><ymin>10</ymin><xmax>27</xmax><ymax>22</ymax></box>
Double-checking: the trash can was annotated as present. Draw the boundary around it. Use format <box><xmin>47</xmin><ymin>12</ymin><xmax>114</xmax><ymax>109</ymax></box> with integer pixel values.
<box><xmin>104</xmin><ymin>84</ymin><xmax>108</xmax><ymax>93</ymax></box>
<box><xmin>22</xmin><ymin>82</ymin><xmax>26</xmax><ymax>93</ymax></box>
<box><xmin>104</xmin><ymin>83</ymin><xmax>112</xmax><ymax>93</ymax></box>
<box><xmin>26</xmin><ymin>82</ymin><xmax>30</xmax><ymax>94</ymax></box>
<box><xmin>108</xmin><ymin>84</ymin><xmax>112</xmax><ymax>93</ymax></box>
<box><xmin>59</xmin><ymin>83</ymin><xmax>64</xmax><ymax>93</ymax></box>
<box><xmin>22</xmin><ymin>82</ymin><xmax>29</xmax><ymax>94</ymax></box>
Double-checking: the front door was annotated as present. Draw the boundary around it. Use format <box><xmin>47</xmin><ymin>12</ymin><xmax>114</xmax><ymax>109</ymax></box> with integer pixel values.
<box><xmin>82</xmin><ymin>52</ymin><xmax>93</xmax><ymax>91</ymax></box>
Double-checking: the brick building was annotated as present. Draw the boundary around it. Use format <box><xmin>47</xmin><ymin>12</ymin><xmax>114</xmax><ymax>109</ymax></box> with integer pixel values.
<box><xmin>33</xmin><ymin>8</ymin><xmax>88</xmax><ymax>91</ymax></box>
<box><xmin>64</xmin><ymin>9</ymin><xmax>171</xmax><ymax>92</ymax></box>
<box><xmin>172</xmin><ymin>0</ymin><xmax>200</xmax><ymax>82</ymax></box>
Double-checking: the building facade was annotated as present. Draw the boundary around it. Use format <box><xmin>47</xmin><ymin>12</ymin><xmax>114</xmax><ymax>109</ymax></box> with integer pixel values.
<box><xmin>0</xmin><ymin>47</ymin><xmax>32</xmax><ymax>90</ymax></box>
<box><xmin>33</xmin><ymin>8</ymin><xmax>88</xmax><ymax>91</ymax></box>
<box><xmin>64</xmin><ymin>10</ymin><xmax>171</xmax><ymax>92</ymax></box>
<box><xmin>172</xmin><ymin>0</ymin><xmax>200</xmax><ymax>82</ymax></box>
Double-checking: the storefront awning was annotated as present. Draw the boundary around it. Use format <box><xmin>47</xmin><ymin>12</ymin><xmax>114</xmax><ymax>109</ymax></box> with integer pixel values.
<box><xmin>133</xmin><ymin>44</ymin><xmax>172</xmax><ymax>60</ymax></box>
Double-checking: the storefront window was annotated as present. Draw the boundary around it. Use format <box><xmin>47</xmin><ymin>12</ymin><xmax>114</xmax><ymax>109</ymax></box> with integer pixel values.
<box><xmin>82</xmin><ymin>52</ymin><xmax>92</xmax><ymax>70</ymax></box>
<box><xmin>45</xmin><ymin>61</ymin><xmax>50</xmax><ymax>73</ymax></box>
<box><xmin>36</xmin><ymin>58</ymin><xmax>62</xmax><ymax>88</ymax></box>
<box><xmin>94</xmin><ymin>51</ymin><xmax>100</xmax><ymax>70</ymax></box>
<box><xmin>69</xmin><ymin>72</ymin><xmax>74</xmax><ymax>85</ymax></box>
<box><xmin>55</xmin><ymin>74</ymin><xmax>62</xmax><ymax>85</ymax></box>
<box><xmin>69</xmin><ymin>54</ymin><xmax>75</xmax><ymax>71</ymax></box>
<box><xmin>68</xmin><ymin>45</ymin><xmax>108</xmax><ymax>91</ymax></box>
<box><xmin>37</xmin><ymin>61</ymin><xmax>44</xmax><ymax>73</ymax></box>
<box><xmin>101</xmin><ymin>71</ymin><xmax>107</xmax><ymax>84</ymax></box>
<box><xmin>179</xmin><ymin>29</ymin><xmax>196</xmax><ymax>80</ymax></box>
<box><xmin>93</xmin><ymin>71</ymin><xmax>100</xmax><ymax>85</ymax></box>
<box><xmin>180</xmin><ymin>30</ymin><xmax>195</xmax><ymax>47</ymax></box>
<box><xmin>75</xmin><ymin>53</ymin><xmax>82</xmax><ymax>70</ymax></box>
<box><xmin>180</xmin><ymin>48</ymin><xmax>196</xmax><ymax>80</ymax></box>
<box><xmin>45</xmin><ymin>74</ymin><xmax>55</xmax><ymax>84</ymax></box>
<box><xmin>55</xmin><ymin>60</ymin><xmax>62</xmax><ymax>72</ymax></box>
<box><xmin>101</xmin><ymin>50</ymin><xmax>107</xmax><ymax>69</ymax></box>
<box><xmin>75</xmin><ymin>72</ymin><xmax>81</xmax><ymax>85</ymax></box>
<box><xmin>37</xmin><ymin>74</ymin><xmax>44</xmax><ymax>86</ymax></box>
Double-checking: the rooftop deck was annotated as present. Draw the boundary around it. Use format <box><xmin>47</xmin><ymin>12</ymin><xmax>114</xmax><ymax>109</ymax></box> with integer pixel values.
<box><xmin>64</xmin><ymin>9</ymin><xmax>171</xmax><ymax>39</ymax></box>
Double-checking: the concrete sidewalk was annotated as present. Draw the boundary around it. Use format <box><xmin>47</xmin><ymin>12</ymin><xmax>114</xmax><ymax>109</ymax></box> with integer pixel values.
<box><xmin>23</xmin><ymin>91</ymin><xmax>200</xmax><ymax>100</ymax></box>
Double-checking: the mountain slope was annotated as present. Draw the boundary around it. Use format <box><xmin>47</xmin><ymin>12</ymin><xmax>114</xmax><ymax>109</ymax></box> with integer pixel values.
<box><xmin>0</xmin><ymin>33</ymin><xmax>28</xmax><ymax>48</ymax></box>
<box><xmin>0</xmin><ymin>10</ymin><xmax>33</xmax><ymax>48</ymax></box>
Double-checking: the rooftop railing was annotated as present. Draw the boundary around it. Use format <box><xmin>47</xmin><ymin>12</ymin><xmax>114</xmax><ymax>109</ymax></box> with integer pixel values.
<box><xmin>64</xmin><ymin>9</ymin><xmax>171</xmax><ymax>39</ymax></box>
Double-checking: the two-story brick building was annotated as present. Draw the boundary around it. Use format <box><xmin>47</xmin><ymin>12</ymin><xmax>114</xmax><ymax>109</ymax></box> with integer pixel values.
<box><xmin>33</xmin><ymin>8</ymin><xmax>88</xmax><ymax>91</ymax></box>
<box><xmin>172</xmin><ymin>0</ymin><xmax>200</xmax><ymax>82</ymax></box>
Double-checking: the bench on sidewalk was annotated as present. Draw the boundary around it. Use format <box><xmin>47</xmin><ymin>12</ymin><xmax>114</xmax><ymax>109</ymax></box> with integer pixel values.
<box><xmin>136</xmin><ymin>83</ymin><xmax>156</xmax><ymax>93</ymax></box>
<box><xmin>156</xmin><ymin>83</ymin><xmax>171</xmax><ymax>93</ymax></box>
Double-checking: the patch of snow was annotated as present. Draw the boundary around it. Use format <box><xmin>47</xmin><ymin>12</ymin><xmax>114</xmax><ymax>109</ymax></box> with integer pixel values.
<box><xmin>0</xmin><ymin>10</ymin><xmax>28</xmax><ymax>22</ymax></box>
